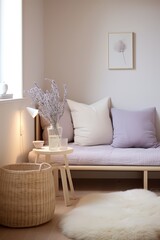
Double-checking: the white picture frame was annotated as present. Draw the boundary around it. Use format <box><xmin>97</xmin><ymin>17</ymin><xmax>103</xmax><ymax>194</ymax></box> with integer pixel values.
<box><xmin>108</xmin><ymin>32</ymin><xmax>133</xmax><ymax>69</ymax></box>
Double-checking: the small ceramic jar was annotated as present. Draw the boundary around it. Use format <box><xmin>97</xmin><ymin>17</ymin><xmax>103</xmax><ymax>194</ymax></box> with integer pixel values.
<box><xmin>0</xmin><ymin>82</ymin><xmax>8</xmax><ymax>95</ymax></box>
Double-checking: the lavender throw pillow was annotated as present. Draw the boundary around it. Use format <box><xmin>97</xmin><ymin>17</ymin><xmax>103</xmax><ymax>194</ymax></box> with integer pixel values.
<box><xmin>111</xmin><ymin>107</ymin><xmax>159</xmax><ymax>148</ymax></box>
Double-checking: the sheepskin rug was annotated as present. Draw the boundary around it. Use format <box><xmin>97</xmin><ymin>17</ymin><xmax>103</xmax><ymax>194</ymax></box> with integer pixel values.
<box><xmin>60</xmin><ymin>189</ymin><xmax>160</xmax><ymax>240</ymax></box>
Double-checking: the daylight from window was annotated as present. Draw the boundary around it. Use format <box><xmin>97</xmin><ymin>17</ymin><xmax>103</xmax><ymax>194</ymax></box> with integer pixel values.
<box><xmin>0</xmin><ymin>0</ymin><xmax>22</xmax><ymax>99</ymax></box>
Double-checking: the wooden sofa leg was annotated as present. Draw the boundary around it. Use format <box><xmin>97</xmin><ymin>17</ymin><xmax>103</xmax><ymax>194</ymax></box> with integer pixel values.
<box><xmin>143</xmin><ymin>171</ymin><xmax>148</xmax><ymax>190</ymax></box>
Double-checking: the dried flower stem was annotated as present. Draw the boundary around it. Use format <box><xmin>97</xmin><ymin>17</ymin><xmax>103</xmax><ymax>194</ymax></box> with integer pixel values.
<box><xmin>27</xmin><ymin>79</ymin><xmax>67</xmax><ymax>128</ymax></box>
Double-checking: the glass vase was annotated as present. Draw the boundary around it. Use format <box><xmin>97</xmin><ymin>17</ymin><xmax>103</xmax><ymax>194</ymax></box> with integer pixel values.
<box><xmin>47</xmin><ymin>125</ymin><xmax>62</xmax><ymax>151</ymax></box>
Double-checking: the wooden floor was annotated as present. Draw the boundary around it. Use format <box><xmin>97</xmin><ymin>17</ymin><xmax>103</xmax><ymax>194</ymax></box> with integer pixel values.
<box><xmin>1</xmin><ymin>178</ymin><xmax>160</xmax><ymax>240</ymax></box>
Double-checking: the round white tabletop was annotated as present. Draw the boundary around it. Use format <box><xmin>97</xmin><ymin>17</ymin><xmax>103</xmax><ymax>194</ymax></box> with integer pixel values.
<box><xmin>32</xmin><ymin>146</ymin><xmax>73</xmax><ymax>155</ymax></box>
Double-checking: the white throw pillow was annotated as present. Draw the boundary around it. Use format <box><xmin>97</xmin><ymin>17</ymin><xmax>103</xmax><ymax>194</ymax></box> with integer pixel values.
<box><xmin>67</xmin><ymin>98</ymin><xmax>113</xmax><ymax>146</ymax></box>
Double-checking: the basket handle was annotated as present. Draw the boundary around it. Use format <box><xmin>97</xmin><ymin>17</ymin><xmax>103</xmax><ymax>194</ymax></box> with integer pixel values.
<box><xmin>39</xmin><ymin>162</ymin><xmax>51</xmax><ymax>171</ymax></box>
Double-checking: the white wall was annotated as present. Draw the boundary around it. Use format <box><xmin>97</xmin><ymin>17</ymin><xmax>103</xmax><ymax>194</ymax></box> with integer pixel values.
<box><xmin>44</xmin><ymin>0</ymin><xmax>160</xmax><ymax>139</ymax></box>
<box><xmin>0</xmin><ymin>0</ymin><xmax>44</xmax><ymax>166</ymax></box>
<box><xmin>1</xmin><ymin>0</ymin><xmax>160</xmax><ymax>171</ymax></box>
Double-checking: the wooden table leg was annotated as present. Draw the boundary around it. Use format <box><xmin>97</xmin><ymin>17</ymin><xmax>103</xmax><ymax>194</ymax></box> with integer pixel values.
<box><xmin>64</xmin><ymin>154</ymin><xmax>76</xmax><ymax>199</ymax></box>
<box><xmin>35</xmin><ymin>153</ymin><xmax>39</xmax><ymax>163</ymax></box>
<box><xmin>52</xmin><ymin>167</ymin><xmax>59</xmax><ymax>197</ymax></box>
<box><xmin>33</xmin><ymin>149</ymin><xmax>75</xmax><ymax>206</ymax></box>
<box><xmin>59</xmin><ymin>166</ymin><xmax>71</xmax><ymax>206</ymax></box>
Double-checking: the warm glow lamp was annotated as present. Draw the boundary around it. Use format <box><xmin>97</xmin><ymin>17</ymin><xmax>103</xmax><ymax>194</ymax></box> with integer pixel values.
<box><xmin>26</xmin><ymin>107</ymin><xmax>40</xmax><ymax>140</ymax></box>
<box><xmin>26</xmin><ymin>107</ymin><xmax>38</xmax><ymax>118</ymax></box>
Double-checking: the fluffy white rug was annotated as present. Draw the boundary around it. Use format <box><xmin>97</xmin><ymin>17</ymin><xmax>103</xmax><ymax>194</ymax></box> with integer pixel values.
<box><xmin>60</xmin><ymin>189</ymin><xmax>160</xmax><ymax>240</ymax></box>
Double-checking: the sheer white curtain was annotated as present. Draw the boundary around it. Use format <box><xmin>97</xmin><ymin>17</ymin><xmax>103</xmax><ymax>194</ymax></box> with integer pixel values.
<box><xmin>0</xmin><ymin>0</ymin><xmax>22</xmax><ymax>98</ymax></box>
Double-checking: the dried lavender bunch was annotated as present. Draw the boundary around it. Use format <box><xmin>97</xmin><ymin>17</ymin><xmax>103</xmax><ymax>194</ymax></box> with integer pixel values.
<box><xmin>27</xmin><ymin>79</ymin><xmax>67</xmax><ymax>128</ymax></box>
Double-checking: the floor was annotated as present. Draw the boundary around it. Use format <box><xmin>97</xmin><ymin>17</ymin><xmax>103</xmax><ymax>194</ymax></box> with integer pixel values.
<box><xmin>0</xmin><ymin>178</ymin><xmax>160</xmax><ymax>240</ymax></box>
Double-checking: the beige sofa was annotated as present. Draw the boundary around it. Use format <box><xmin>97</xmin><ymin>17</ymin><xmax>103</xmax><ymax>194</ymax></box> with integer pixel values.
<box><xmin>28</xmin><ymin>98</ymin><xmax>160</xmax><ymax>190</ymax></box>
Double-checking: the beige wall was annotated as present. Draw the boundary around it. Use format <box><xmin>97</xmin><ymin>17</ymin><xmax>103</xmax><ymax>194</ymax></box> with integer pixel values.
<box><xmin>0</xmin><ymin>0</ymin><xmax>44</xmax><ymax>166</ymax></box>
<box><xmin>44</xmin><ymin>0</ymin><xmax>160</xmax><ymax>139</ymax></box>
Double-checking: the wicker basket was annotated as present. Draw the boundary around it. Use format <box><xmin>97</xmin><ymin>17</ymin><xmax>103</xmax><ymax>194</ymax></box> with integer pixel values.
<box><xmin>0</xmin><ymin>163</ymin><xmax>55</xmax><ymax>227</ymax></box>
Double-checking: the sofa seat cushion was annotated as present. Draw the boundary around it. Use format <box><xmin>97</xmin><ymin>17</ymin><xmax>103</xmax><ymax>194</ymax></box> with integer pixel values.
<box><xmin>28</xmin><ymin>143</ymin><xmax>160</xmax><ymax>166</ymax></box>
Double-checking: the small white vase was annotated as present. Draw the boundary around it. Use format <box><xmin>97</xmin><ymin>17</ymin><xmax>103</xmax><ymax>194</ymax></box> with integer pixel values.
<box><xmin>0</xmin><ymin>82</ymin><xmax>8</xmax><ymax>95</ymax></box>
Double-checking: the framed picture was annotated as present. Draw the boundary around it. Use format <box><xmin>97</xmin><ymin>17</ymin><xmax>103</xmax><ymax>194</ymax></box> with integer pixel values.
<box><xmin>108</xmin><ymin>32</ymin><xmax>133</xmax><ymax>69</ymax></box>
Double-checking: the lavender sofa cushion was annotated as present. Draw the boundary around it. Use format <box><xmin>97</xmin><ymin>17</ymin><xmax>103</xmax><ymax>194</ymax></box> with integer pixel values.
<box><xmin>111</xmin><ymin>107</ymin><xmax>159</xmax><ymax>148</ymax></box>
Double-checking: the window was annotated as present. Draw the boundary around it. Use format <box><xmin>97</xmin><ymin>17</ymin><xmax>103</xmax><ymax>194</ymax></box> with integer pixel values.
<box><xmin>0</xmin><ymin>0</ymin><xmax>22</xmax><ymax>99</ymax></box>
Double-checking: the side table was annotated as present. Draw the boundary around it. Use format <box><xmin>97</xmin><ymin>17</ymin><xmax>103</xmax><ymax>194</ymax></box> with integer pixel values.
<box><xmin>32</xmin><ymin>146</ymin><xmax>75</xmax><ymax>206</ymax></box>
